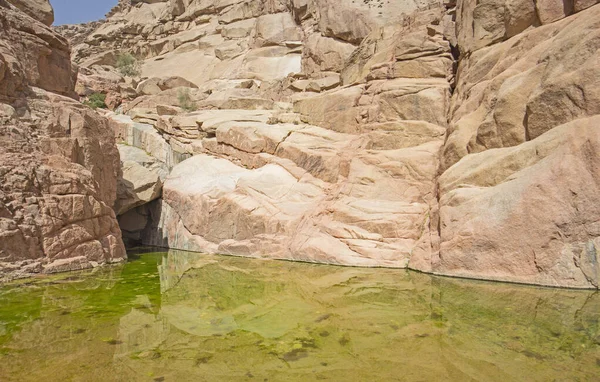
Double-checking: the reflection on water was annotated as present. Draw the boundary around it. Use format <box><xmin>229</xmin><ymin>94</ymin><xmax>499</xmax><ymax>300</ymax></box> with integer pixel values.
<box><xmin>0</xmin><ymin>249</ymin><xmax>599</xmax><ymax>381</ymax></box>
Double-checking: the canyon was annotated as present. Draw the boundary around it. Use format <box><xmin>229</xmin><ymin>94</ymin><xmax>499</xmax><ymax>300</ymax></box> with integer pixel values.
<box><xmin>1</xmin><ymin>0</ymin><xmax>599</xmax><ymax>289</ymax></box>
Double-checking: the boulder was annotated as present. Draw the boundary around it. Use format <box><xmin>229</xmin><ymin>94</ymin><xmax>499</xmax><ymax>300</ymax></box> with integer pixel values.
<box><xmin>157</xmin><ymin>76</ymin><xmax>199</xmax><ymax>90</ymax></box>
<box><xmin>115</xmin><ymin>144</ymin><xmax>167</xmax><ymax>215</ymax></box>
<box><xmin>253</xmin><ymin>12</ymin><xmax>302</xmax><ymax>47</ymax></box>
<box><xmin>303</xmin><ymin>34</ymin><xmax>355</xmax><ymax>75</ymax></box>
<box><xmin>79</xmin><ymin>51</ymin><xmax>119</xmax><ymax>68</ymax></box>
<box><xmin>136</xmin><ymin>77</ymin><xmax>163</xmax><ymax>95</ymax></box>
<box><xmin>214</xmin><ymin>40</ymin><xmax>246</xmax><ymax>60</ymax></box>
<box><xmin>156</xmin><ymin>104</ymin><xmax>183</xmax><ymax>115</ymax></box>
<box><xmin>290</xmin><ymin>74</ymin><xmax>341</xmax><ymax>92</ymax></box>
<box><xmin>6</xmin><ymin>0</ymin><xmax>53</xmax><ymax>26</ymax></box>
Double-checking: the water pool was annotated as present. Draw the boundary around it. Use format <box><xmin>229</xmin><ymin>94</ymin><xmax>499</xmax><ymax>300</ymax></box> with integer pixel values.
<box><xmin>0</xmin><ymin>249</ymin><xmax>598</xmax><ymax>381</ymax></box>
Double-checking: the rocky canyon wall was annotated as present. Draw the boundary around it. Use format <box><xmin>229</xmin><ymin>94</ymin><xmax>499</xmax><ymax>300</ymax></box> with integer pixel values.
<box><xmin>0</xmin><ymin>0</ymin><xmax>126</xmax><ymax>280</ymax></box>
<box><xmin>72</xmin><ymin>0</ymin><xmax>600</xmax><ymax>289</ymax></box>
<box><xmin>420</xmin><ymin>3</ymin><xmax>600</xmax><ymax>288</ymax></box>
<box><xmin>2</xmin><ymin>0</ymin><xmax>598</xmax><ymax>289</ymax></box>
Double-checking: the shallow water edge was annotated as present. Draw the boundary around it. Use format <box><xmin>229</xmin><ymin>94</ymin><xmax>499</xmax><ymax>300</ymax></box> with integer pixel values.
<box><xmin>0</xmin><ymin>248</ymin><xmax>598</xmax><ymax>381</ymax></box>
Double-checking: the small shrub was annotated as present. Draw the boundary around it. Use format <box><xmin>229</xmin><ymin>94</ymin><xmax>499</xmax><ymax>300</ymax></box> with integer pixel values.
<box><xmin>177</xmin><ymin>88</ymin><xmax>197</xmax><ymax>112</ymax></box>
<box><xmin>84</xmin><ymin>93</ymin><xmax>107</xmax><ymax>109</ymax></box>
<box><xmin>116</xmin><ymin>53</ymin><xmax>141</xmax><ymax>77</ymax></box>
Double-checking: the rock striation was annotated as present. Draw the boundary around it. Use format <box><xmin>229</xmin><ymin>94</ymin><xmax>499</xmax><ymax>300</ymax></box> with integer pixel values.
<box><xmin>4</xmin><ymin>0</ymin><xmax>597</xmax><ymax>288</ymax></box>
<box><xmin>0</xmin><ymin>0</ymin><xmax>126</xmax><ymax>280</ymax></box>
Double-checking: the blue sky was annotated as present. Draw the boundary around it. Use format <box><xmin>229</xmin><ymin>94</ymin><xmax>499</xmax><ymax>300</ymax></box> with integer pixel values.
<box><xmin>50</xmin><ymin>0</ymin><xmax>118</xmax><ymax>25</ymax></box>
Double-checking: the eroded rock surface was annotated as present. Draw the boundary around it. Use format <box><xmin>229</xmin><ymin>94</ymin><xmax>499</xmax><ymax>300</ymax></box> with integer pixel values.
<box><xmin>0</xmin><ymin>0</ymin><xmax>126</xmax><ymax>280</ymax></box>
<box><xmin>6</xmin><ymin>0</ymin><xmax>53</xmax><ymax>25</ymax></box>
<box><xmin>36</xmin><ymin>0</ymin><xmax>600</xmax><ymax>288</ymax></box>
<box><xmin>410</xmin><ymin>3</ymin><xmax>600</xmax><ymax>289</ymax></box>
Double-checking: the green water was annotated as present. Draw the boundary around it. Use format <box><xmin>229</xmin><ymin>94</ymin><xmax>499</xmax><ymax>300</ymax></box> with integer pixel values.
<box><xmin>0</xmin><ymin>249</ymin><xmax>599</xmax><ymax>381</ymax></box>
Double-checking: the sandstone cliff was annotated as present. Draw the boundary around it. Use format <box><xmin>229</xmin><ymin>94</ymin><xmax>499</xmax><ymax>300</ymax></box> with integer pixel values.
<box><xmin>61</xmin><ymin>0</ymin><xmax>600</xmax><ymax>289</ymax></box>
<box><xmin>0</xmin><ymin>0</ymin><xmax>126</xmax><ymax>280</ymax></box>
<box><xmin>5</xmin><ymin>0</ymin><xmax>599</xmax><ymax>289</ymax></box>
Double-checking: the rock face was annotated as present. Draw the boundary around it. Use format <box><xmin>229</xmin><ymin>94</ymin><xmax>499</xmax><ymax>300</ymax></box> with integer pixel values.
<box><xmin>51</xmin><ymin>0</ymin><xmax>600</xmax><ymax>288</ymax></box>
<box><xmin>6</xmin><ymin>0</ymin><xmax>53</xmax><ymax>25</ymax></box>
<box><xmin>0</xmin><ymin>0</ymin><xmax>126</xmax><ymax>280</ymax></box>
<box><xmin>433</xmin><ymin>117</ymin><xmax>600</xmax><ymax>288</ymax></box>
<box><xmin>1</xmin><ymin>1</ymin><xmax>74</xmax><ymax>97</ymax></box>
<box><xmin>413</xmin><ymin>3</ymin><xmax>600</xmax><ymax>289</ymax></box>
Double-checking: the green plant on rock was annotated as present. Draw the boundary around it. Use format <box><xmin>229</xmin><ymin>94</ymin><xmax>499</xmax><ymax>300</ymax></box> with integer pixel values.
<box><xmin>84</xmin><ymin>92</ymin><xmax>107</xmax><ymax>109</ymax></box>
<box><xmin>178</xmin><ymin>88</ymin><xmax>197</xmax><ymax>112</ymax></box>
<box><xmin>116</xmin><ymin>52</ymin><xmax>141</xmax><ymax>77</ymax></box>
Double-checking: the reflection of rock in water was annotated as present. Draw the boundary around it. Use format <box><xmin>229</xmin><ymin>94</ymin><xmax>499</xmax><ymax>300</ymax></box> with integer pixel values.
<box><xmin>0</xmin><ymin>264</ymin><xmax>131</xmax><ymax>380</ymax></box>
<box><xmin>157</xmin><ymin>249</ymin><xmax>213</xmax><ymax>293</ymax></box>
<box><xmin>115</xmin><ymin>308</ymin><xmax>169</xmax><ymax>359</ymax></box>
<box><xmin>1</xmin><ymin>251</ymin><xmax>599</xmax><ymax>381</ymax></box>
<box><xmin>117</xmin><ymin>252</ymin><xmax>600</xmax><ymax>381</ymax></box>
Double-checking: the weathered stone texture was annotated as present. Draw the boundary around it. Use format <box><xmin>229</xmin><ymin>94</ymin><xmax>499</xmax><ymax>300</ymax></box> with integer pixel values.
<box><xmin>0</xmin><ymin>1</ymin><xmax>125</xmax><ymax>280</ymax></box>
<box><xmin>37</xmin><ymin>0</ymin><xmax>600</xmax><ymax>288</ymax></box>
